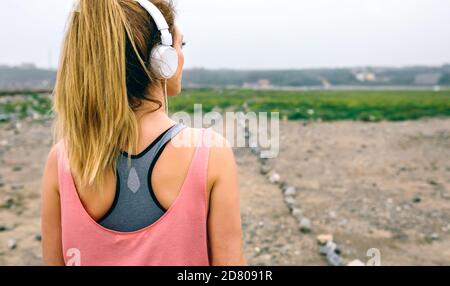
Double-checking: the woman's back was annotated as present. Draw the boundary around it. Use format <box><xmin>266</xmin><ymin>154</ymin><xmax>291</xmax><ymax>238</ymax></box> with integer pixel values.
<box><xmin>72</xmin><ymin>117</ymin><xmax>204</xmax><ymax>226</ymax></box>
<box><xmin>56</xmin><ymin>124</ymin><xmax>212</xmax><ymax>266</ymax></box>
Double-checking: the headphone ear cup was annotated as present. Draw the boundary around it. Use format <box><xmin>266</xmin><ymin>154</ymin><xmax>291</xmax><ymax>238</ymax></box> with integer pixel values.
<box><xmin>150</xmin><ymin>45</ymin><xmax>179</xmax><ymax>80</ymax></box>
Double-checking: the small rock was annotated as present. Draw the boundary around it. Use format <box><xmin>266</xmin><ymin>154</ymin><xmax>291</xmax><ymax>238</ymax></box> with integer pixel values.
<box><xmin>329</xmin><ymin>211</ymin><xmax>337</xmax><ymax>219</ymax></box>
<box><xmin>338</xmin><ymin>219</ymin><xmax>348</xmax><ymax>226</ymax></box>
<box><xmin>7</xmin><ymin>239</ymin><xmax>17</xmax><ymax>250</ymax></box>
<box><xmin>251</xmin><ymin>147</ymin><xmax>260</xmax><ymax>156</ymax></box>
<box><xmin>317</xmin><ymin>234</ymin><xmax>334</xmax><ymax>245</ymax></box>
<box><xmin>320</xmin><ymin>240</ymin><xmax>337</xmax><ymax>256</ymax></box>
<box><xmin>299</xmin><ymin>218</ymin><xmax>312</xmax><ymax>233</ymax></box>
<box><xmin>283</xmin><ymin>186</ymin><xmax>297</xmax><ymax>196</ymax></box>
<box><xmin>284</xmin><ymin>196</ymin><xmax>297</xmax><ymax>209</ymax></box>
<box><xmin>32</xmin><ymin>112</ymin><xmax>42</xmax><ymax>120</ymax></box>
<box><xmin>279</xmin><ymin>181</ymin><xmax>288</xmax><ymax>190</ymax></box>
<box><xmin>392</xmin><ymin>232</ymin><xmax>409</xmax><ymax>241</ymax></box>
<box><xmin>347</xmin><ymin>259</ymin><xmax>365</xmax><ymax>266</ymax></box>
<box><xmin>1</xmin><ymin>196</ymin><xmax>15</xmax><ymax>209</ymax></box>
<box><xmin>268</xmin><ymin>173</ymin><xmax>281</xmax><ymax>184</ymax></box>
<box><xmin>12</xmin><ymin>166</ymin><xmax>22</xmax><ymax>172</ymax></box>
<box><xmin>11</xmin><ymin>184</ymin><xmax>24</xmax><ymax>191</ymax></box>
<box><xmin>427</xmin><ymin>179</ymin><xmax>438</xmax><ymax>186</ymax></box>
<box><xmin>291</xmin><ymin>208</ymin><xmax>303</xmax><ymax>220</ymax></box>
<box><xmin>426</xmin><ymin>233</ymin><xmax>440</xmax><ymax>242</ymax></box>
<box><xmin>15</xmin><ymin>122</ymin><xmax>22</xmax><ymax>131</ymax></box>
<box><xmin>327</xmin><ymin>252</ymin><xmax>344</xmax><ymax>266</ymax></box>
<box><xmin>260</xmin><ymin>164</ymin><xmax>271</xmax><ymax>175</ymax></box>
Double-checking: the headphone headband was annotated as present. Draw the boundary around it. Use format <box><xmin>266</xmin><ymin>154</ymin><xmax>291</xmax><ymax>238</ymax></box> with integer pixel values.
<box><xmin>135</xmin><ymin>0</ymin><xmax>173</xmax><ymax>46</ymax></box>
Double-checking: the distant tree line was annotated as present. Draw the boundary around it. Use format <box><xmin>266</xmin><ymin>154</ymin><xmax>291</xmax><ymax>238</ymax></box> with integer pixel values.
<box><xmin>182</xmin><ymin>67</ymin><xmax>450</xmax><ymax>87</ymax></box>
<box><xmin>1</xmin><ymin>64</ymin><xmax>449</xmax><ymax>91</ymax></box>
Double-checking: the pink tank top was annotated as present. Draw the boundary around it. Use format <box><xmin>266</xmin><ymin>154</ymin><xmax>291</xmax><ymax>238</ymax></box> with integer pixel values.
<box><xmin>56</xmin><ymin>128</ymin><xmax>212</xmax><ymax>266</ymax></box>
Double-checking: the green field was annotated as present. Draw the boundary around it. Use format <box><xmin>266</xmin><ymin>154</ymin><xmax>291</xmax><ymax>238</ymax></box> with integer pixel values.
<box><xmin>1</xmin><ymin>89</ymin><xmax>450</xmax><ymax>122</ymax></box>
<box><xmin>170</xmin><ymin>89</ymin><xmax>450</xmax><ymax>122</ymax></box>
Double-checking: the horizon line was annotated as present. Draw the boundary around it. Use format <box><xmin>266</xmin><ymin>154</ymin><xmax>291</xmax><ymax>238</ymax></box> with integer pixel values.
<box><xmin>1</xmin><ymin>63</ymin><xmax>449</xmax><ymax>72</ymax></box>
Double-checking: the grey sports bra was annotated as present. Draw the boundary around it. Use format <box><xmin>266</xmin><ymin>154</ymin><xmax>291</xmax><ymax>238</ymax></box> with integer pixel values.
<box><xmin>97</xmin><ymin>123</ymin><xmax>187</xmax><ymax>232</ymax></box>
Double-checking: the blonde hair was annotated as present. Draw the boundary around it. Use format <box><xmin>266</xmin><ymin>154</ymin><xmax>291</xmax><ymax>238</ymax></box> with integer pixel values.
<box><xmin>52</xmin><ymin>0</ymin><xmax>176</xmax><ymax>191</ymax></box>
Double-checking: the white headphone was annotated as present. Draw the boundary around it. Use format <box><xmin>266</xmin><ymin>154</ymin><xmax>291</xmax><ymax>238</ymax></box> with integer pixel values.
<box><xmin>135</xmin><ymin>0</ymin><xmax>178</xmax><ymax>80</ymax></box>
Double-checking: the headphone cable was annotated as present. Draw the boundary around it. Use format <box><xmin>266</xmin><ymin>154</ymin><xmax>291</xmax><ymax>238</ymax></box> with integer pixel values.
<box><xmin>164</xmin><ymin>79</ymin><xmax>169</xmax><ymax>114</ymax></box>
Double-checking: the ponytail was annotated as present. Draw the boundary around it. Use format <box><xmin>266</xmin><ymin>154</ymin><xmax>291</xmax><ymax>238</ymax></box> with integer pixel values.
<box><xmin>53</xmin><ymin>0</ymin><xmax>148</xmax><ymax>191</ymax></box>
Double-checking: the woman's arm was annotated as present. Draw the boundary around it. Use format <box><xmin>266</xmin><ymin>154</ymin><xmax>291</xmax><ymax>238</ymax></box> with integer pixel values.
<box><xmin>207</xmin><ymin>132</ymin><xmax>247</xmax><ymax>266</ymax></box>
<box><xmin>41</xmin><ymin>145</ymin><xmax>65</xmax><ymax>266</ymax></box>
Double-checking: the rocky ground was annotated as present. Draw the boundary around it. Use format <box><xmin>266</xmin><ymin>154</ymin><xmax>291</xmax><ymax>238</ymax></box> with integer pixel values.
<box><xmin>0</xmin><ymin>117</ymin><xmax>449</xmax><ymax>265</ymax></box>
<box><xmin>271</xmin><ymin>119</ymin><xmax>450</xmax><ymax>265</ymax></box>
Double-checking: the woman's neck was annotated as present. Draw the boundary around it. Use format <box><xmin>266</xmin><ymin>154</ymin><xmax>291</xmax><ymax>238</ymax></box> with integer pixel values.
<box><xmin>134</xmin><ymin>81</ymin><xmax>168</xmax><ymax>120</ymax></box>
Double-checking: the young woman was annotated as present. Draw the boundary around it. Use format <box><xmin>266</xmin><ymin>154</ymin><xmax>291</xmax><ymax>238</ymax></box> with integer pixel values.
<box><xmin>41</xmin><ymin>0</ymin><xmax>246</xmax><ymax>266</ymax></box>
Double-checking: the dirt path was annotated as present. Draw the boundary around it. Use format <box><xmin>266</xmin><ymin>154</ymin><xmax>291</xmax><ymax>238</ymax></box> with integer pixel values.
<box><xmin>236</xmin><ymin>148</ymin><xmax>323</xmax><ymax>265</ymax></box>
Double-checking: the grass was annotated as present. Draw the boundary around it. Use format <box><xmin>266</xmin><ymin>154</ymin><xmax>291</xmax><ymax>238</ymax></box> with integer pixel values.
<box><xmin>170</xmin><ymin>89</ymin><xmax>450</xmax><ymax>122</ymax></box>
<box><xmin>1</xmin><ymin>89</ymin><xmax>450</xmax><ymax>123</ymax></box>
<box><xmin>0</xmin><ymin>93</ymin><xmax>52</xmax><ymax>122</ymax></box>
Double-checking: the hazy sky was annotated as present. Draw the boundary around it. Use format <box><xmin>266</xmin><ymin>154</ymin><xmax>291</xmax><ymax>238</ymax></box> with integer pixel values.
<box><xmin>1</xmin><ymin>0</ymin><xmax>449</xmax><ymax>69</ymax></box>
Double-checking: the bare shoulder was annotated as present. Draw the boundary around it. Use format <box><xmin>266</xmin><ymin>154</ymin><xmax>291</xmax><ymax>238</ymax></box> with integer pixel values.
<box><xmin>174</xmin><ymin>127</ymin><xmax>230</xmax><ymax>150</ymax></box>
<box><xmin>207</xmin><ymin>129</ymin><xmax>237</xmax><ymax>186</ymax></box>
<box><xmin>173</xmin><ymin>127</ymin><xmax>236</xmax><ymax>186</ymax></box>
<box><xmin>42</xmin><ymin>142</ymin><xmax>61</xmax><ymax>194</ymax></box>
<box><xmin>174</xmin><ymin>127</ymin><xmax>202</xmax><ymax>147</ymax></box>
<box><xmin>45</xmin><ymin>143</ymin><xmax>59</xmax><ymax>173</ymax></box>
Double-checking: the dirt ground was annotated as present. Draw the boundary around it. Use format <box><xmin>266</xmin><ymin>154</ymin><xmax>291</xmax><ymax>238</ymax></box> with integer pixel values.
<box><xmin>0</xmin><ymin>118</ymin><xmax>449</xmax><ymax>266</ymax></box>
